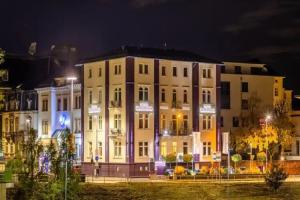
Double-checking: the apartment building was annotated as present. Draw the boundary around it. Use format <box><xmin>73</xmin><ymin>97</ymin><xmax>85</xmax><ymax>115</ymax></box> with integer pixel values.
<box><xmin>81</xmin><ymin>46</ymin><xmax>220</xmax><ymax>177</ymax></box>
<box><xmin>220</xmin><ymin>61</ymin><xmax>292</xmax><ymax>152</ymax></box>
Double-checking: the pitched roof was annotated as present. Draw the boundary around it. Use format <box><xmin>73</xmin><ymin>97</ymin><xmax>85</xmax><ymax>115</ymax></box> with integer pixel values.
<box><xmin>83</xmin><ymin>46</ymin><xmax>221</xmax><ymax>64</ymax></box>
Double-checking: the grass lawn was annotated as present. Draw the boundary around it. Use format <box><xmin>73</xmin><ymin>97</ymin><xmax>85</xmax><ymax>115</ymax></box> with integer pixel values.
<box><xmin>79</xmin><ymin>182</ymin><xmax>300</xmax><ymax>200</ymax></box>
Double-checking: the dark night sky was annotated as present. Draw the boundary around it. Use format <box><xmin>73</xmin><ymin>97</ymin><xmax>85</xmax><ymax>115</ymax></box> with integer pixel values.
<box><xmin>0</xmin><ymin>0</ymin><xmax>299</xmax><ymax>93</ymax></box>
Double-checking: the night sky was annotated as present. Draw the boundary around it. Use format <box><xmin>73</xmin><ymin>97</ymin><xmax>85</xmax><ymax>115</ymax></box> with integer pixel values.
<box><xmin>0</xmin><ymin>0</ymin><xmax>299</xmax><ymax>93</ymax></box>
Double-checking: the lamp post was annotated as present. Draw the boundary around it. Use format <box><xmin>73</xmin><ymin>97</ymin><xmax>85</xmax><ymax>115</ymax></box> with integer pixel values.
<box><xmin>66</xmin><ymin>76</ymin><xmax>77</xmax><ymax>200</ymax></box>
<box><xmin>265</xmin><ymin>114</ymin><xmax>271</xmax><ymax>172</ymax></box>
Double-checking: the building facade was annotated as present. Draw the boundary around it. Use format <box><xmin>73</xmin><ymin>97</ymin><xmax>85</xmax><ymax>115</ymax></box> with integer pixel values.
<box><xmin>220</xmin><ymin>61</ymin><xmax>292</xmax><ymax>154</ymax></box>
<box><xmin>81</xmin><ymin>47</ymin><xmax>221</xmax><ymax>176</ymax></box>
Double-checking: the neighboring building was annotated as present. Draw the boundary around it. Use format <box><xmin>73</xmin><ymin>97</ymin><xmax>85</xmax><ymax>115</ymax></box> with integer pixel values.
<box><xmin>1</xmin><ymin>89</ymin><xmax>38</xmax><ymax>158</ymax></box>
<box><xmin>35</xmin><ymin>78</ymin><xmax>82</xmax><ymax>162</ymax></box>
<box><xmin>81</xmin><ymin>46</ymin><xmax>221</xmax><ymax>176</ymax></box>
<box><xmin>220</xmin><ymin>61</ymin><xmax>292</xmax><ymax>153</ymax></box>
<box><xmin>288</xmin><ymin>96</ymin><xmax>300</xmax><ymax>160</ymax></box>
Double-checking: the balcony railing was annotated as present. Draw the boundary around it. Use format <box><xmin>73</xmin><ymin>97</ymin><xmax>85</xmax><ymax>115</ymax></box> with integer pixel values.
<box><xmin>110</xmin><ymin>101</ymin><xmax>122</xmax><ymax>108</ymax></box>
<box><xmin>160</xmin><ymin>128</ymin><xmax>192</xmax><ymax>137</ymax></box>
<box><xmin>109</xmin><ymin>128</ymin><xmax>123</xmax><ymax>137</ymax></box>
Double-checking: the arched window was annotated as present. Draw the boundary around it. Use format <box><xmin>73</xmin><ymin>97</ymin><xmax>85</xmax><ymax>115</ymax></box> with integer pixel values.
<box><xmin>161</xmin><ymin>89</ymin><xmax>165</xmax><ymax>102</ymax></box>
<box><xmin>172</xmin><ymin>89</ymin><xmax>177</xmax><ymax>102</ymax></box>
<box><xmin>183</xmin><ymin>90</ymin><xmax>188</xmax><ymax>103</ymax></box>
<box><xmin>207</xmin><ymin>91</ymin><xmax>211</xmax><ymax>103</ymax></box>
<box><xmin>202</xmin><ymin>90</ymin><xmax>206</xmax><ymax>103</ymax></box>
<box><xmin>139</xmin><ymin>87</ymin><xmax>143</xmax><ymax>101</ymax></box>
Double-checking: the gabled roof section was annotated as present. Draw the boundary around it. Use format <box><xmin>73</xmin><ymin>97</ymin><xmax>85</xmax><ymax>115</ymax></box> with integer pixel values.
<box><xmin>82</xmin><ymin>46</ymin><xmax>221</xmax><ymax>64</ymax></box>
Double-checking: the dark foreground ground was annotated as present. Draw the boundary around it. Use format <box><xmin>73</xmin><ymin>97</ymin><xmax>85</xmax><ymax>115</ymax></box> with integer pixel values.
<box><xmin>78</xmin><ymin>182</ymin><xmax>300</xmax><ymax>200</ymax></box>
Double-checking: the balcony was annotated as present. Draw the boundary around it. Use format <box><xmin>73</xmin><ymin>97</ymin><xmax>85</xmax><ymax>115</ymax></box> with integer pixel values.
<box><xmin>109</xmin><ymin>128</ymin><xmax>123</xmax><ymax>138</ymax></box>
<box><xmin>160</xmin><ymin>128</ymin><xmax>192</xmax><ymax>137</ymax></box>
<box><xmin>110</xmin><ymin>101</ymin><xmax>122</xmax><ymax>108</ymax></box>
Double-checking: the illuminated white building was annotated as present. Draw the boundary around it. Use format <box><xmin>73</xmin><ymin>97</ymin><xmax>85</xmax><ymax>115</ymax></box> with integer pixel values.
<box><xmin>81</xmin><ymin>46</ymin><xmax>221</xmax><ymax>176</ymax></box>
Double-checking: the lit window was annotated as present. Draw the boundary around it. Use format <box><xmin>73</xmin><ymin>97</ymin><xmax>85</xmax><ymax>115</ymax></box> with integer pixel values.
<box><xmin>98</xmin><ymin>142</ymin><xmax>103</xmax><ymax>157</ymax></box>
<box><xmin>160</xmin><ymin>114</ymin><xmax>166</xmax><ymax>130</ymax></box>
<box><xmin>42</xmin><ymin>99</ymin><xmax>48</xmax><ymax>111</ymax></box>
<box><xmin>161</xmin><ymin>142</ymin><xmax>167</xmax><ymax>157</ymax></box>
<box><xmin>203</xmin><ymin>142</ymin><xmax>211</xmax><ymax>156</ymax></box>
<box><xmin>114</xmin><ymin>141</ymin><xmax>122</xmax><ymax>157</ymax></box>
<box><xmin>42</xmin><ymin>120</ymin><xmax>48</xmax><ymax>135</ymax></box>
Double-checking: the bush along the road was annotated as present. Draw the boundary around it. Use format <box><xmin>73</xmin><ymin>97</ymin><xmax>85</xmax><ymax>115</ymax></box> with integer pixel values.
<box><xmin>265</xmin><ymin>164</ymin><xmax>288</xmax><ymax>191</ymax></box>
<box><xmin>7</xmin><ymin>128</ymin><xmax>80</xmax><ymax>200</ymax></box>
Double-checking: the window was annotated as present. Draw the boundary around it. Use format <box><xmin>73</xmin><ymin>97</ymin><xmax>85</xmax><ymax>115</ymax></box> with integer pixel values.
<box><xmin>88</xmin><ymin>115</ymin><xmax>92</xmax><ymax>130</ymax></box>
<box><xmin>172</xmin><ymin>142</ymin><xmax>177</xmax><ymax>153</ymax></box>
<box><xmin>235</xmin><ymin>66</ymin><xmax>241</xmax><ymax>74</ymax></box>
<box><xmin>75</xmin><ymin>96</ymin><xmax>81</xmax><ymax>109</ymax></box>
<box><xmin>203</xmin><ymin>142</ymin><xmax>211</xmax><ymax>156</ymax></box>
<box><xmin>57</xmin><ymin>98</ymin><xmax>61</xmax><ymax>111</ymax></box>
<box><xmin>202</xmin><ymin>115</ymin><xmax>212</xmax><ymax>130</ymax></box>
<box><xmin>114</xmin><ymin>88</ymin><xmax>122</xmax><ymax>104</ymax></box>
<box><xmin>98</xmin><ymin>90</ymin><xmax>102</xmax><ymax>104</ymax></box>
<box><xmin>98</xmin><ymin>115</ymin><xmax>102</xmax><ymax>130</ymax></box>
<box><xmin>183</xmin><ymin>90</ymin><xmax>188</xmax><ymax>103</ymax></box>
<box><xmin>274</xmin><ymin>88</ymin><xmax>279</xmax><ymax>96</ymax></box>
<box><xmin>88</xmin><ymin>69</ymin><xmax>92</xmax><ymax>78</ymax></box>
<box><xmin>220</xmin><ymin>116</ymin><xmax>224</xmax><ymax>127</ymax></box>
<box><xmin>98</xmin><ymin>142</ymin><xmax>103</xmax><ymax>157</ymax></box>
<box><xmin>114</xmin><ymin>141</ymin><xmax>122</xmax><ymax>157</ymax></box>
<box><xmin>232</xmin><ymin>117</ymin><xmax>239</xmax><ymax>127</ymax></box>
<box><xmin>161</xmin><ymin>89</ymin><xmax>166</xmax><ymax>102</ymax></box>
<box><xmin>114</xmin><ymin>114</ymin><xmax>121</xmax><ymax>129</ymax></box>
<box><xmin>42</xmin><ymin>120</ymin><xmax>48</xmax><ymax>135</ymax></box>
<box><xmin>89</xmin><ymin>91</ymin><xmax>92</xmax><ymax>104</ymax></box>
<box><xmin>5</xmin><ymin>118</ymin><xmax>8</xmax><ymax>132</ymax></box>
<box><xmin>183</xmin><ymin>68</ymin><xmax>188</xmax><ymax>77</ymax></box>
<box><xmin>162</xmin><ymin>66</ymin><xmax>166</xmax><ymax>76</ymax></box>
<box><xmin>15</xmin><ymin>117</ymin><xmax>19</xmax><ymax>132</ymax></box>
<box><xmin>88</xmin><ymin>142</ymin><xmax>92</xmax><ymax>158</ymax></box>
<box><xmin>183</xmin><ymin>142</ymin><xmax>188</xmax><ymax>154</ymax></box>
<box><xmin>114</xmin><ymin>65</ymin><xmax>121</xmax><ymax>75</ymax></box>
<box><xmin>203</xmin><ymin>68</ymin><xmax>211</xmax><ymax>78</ymax></box>
<box><xmin>172</xmin><ymin>89</ymin><xmax>177</xmax><ymax>102</ymax></box>
<box><xmin>27</xmin><ymin>99</ymin><xmax>32</xmax><ymax>110</ymax></box>
<box><xmin>75</xmin><ymin>118</ymin><xmax>81</xmax><ymax>133</ymax></box>
<box><xmin>139</xmin><ymin>142</ymin><xmax>148</xmax><ymax>157</ymax></box>
<box><xmin>221</xmin><ymin>65</ymin><xmax>226</xmax><ymax>73</ymax></box>
<box><xmin>183</xmin><ymin>115</ymin><xmax>188</xmax><ymax>130</ymax></box>
<box><xmin>173</xmin><ymin>67</ymin><xmax>177</xmax><ymax>77</ymax></box>
<box><xmin>138</xmin><ymin>64</ymin><xmax>149</xmax><ymax>74</ymax></box>
<box><xmin>202</xmin><ymin>89</ymin><xmax>211</xmax><ymax>104</ymax></box>
<box><xmin>98</xmin><ymin>67</ymin><xmax>102</xmax><ymax>77</ymax></box>
<box><xmin>161</xmin><ymin>142</ymin><xmax>167</xmax><ymax>157</ymax></box>
<box><xmin>42</xmin><ymin>99</ymin><xmax>48</xmax><ymax>111</ymax></box>
<box><xmin>241</xmin><ymin>82</ymin><xmax>248</xmax><ymax>92</ymax></box>
<box><xmin>9</xmin><ymin>117</ymin><xmax>13</xmax><ymax>132</ymax></box>
<box><xmin>172</xmin><ymin>115</ymin><xmax>177</xmax><ymax>131</ymax></box>
<box><xmin>138</xmin><ymin>87</ymin><xmax>148</xmax><ymax>101</ymax></box>
<box><xmin>63</xmin><ymin>97</ymin><xmax>68</xmax><ymax>111</ymax></box>
<box><xmin>221</xmin><ymin>81</ymin><xmax>230</xmax><ymax>109</ymax></box>
<box><xmin>241</xmin><ymin>99</ymin><xmax>248</xmax><ymax>110</ymax></box>
<box><xmin>138</xmin><ymin>114</ymin><xmax>149</xmax><ymax>129</ymax></box>
<box><xmin>161</xmin><ymin>114</ymin><xmax>166</xmax><ymax>130</ymax></box>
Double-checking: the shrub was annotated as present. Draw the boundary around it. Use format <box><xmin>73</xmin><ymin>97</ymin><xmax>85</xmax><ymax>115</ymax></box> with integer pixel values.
<box><xmin>174</xmin><ymin>166</ymin><xmax>185</xmax><ymax>175</ymax></box>
<box><xmin>231</xmin><ymin>154</ymin><xmax>242</xmax><ymax>171</ymax></box>
<box><xmin>200</xmin><ymin>166</ymin><xmax>209</xmax><ymax>175</ymax></box>
<box><xmin>257</xmin><ymin>152</ymin><xmax>266</xmax><ymax>163</ymax></box>
<box><xmin>265</xmin><ymin>164</ymin><xmax>288</xmax><ymax>191</ymax></box>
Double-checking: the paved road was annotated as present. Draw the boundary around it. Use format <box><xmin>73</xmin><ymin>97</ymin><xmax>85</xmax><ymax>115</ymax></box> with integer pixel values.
<box><xmin>85</xmin><ymin>175</ymin><xmax>300</xmax><ymax>184</ymax></box>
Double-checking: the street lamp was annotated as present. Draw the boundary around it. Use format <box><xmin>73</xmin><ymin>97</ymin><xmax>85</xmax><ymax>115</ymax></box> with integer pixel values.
<box><xmin>65</xmin><ymin>76</ymin><xmax>77</xmax><ymax>200</ymax></box>
<box><xmin>265</xmin><ymin>114</ymin><xmax>272</xmax><ymax>172</ymax></box>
